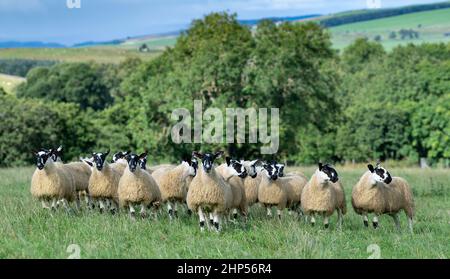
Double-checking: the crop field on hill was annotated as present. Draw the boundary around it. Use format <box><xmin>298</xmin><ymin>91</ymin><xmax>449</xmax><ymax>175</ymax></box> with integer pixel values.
<box><xmin>0</xmin><ymin>47</ymin><xmax>159</xmax><ymax>64</ymax></box>
<box><xmin>330</xmin><ymin>8</ymin><xmax>450</xmax><ymax>50</ymax></box>
<box><xmin>1</xmin><ymin>166</ymin><xmax>448</xmax><ymax>259</ymax></box>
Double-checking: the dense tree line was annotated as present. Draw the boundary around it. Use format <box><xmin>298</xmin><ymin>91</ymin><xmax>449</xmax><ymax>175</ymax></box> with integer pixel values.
<box><xmin>1</xmin><ymin>13</ymin><xmax>448</xmax><ymax>167</ymax></box>
<box><xmin>0</xmin><ymin>59</ymin><xmax>57</xmax><ymax>77</ymax></box>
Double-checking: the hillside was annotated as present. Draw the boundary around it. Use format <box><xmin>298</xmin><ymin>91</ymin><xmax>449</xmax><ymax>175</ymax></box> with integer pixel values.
<box><xmin>330</xmin><ymin>8</ymin><xmax>450</xmax><ymax>50</ymax></box>
<box><xmin>0</xmin><ymin>47</ymin><xmax>159</xmax><ymax>64</ymax></box>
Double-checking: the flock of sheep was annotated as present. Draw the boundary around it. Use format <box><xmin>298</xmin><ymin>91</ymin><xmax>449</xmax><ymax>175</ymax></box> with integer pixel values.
<box><xmin>30</xmin><ymin>147</ymin><xmax>415</xmax><ymax>233</ymax></box>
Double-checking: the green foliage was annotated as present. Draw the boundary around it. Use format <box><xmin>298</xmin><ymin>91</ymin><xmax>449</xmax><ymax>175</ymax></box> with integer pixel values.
<box><xmin>0</xmin><ymin>59</ymin><xmax>57</xmax><ymax>77</ymax></box>
<box><xmin>17</xmin><ymin>63</ymin><xmax>113</xmax><ymax>110</ymax></box>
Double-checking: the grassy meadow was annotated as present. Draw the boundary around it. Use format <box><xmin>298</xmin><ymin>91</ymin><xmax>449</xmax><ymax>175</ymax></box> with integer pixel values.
<box><xmin>0</xmin><ymin>47</ymin><xmax>159</xmax><ymax>64</ymax></box>
<box><xmin>0</xmin><ymin>166</ymin><xmax>448</xmax><ymax>259</ymax></box>
<box><xmin>330</xmin><ymin>8</ymin><xmax>450</xmax><ymax>50</ymax></box>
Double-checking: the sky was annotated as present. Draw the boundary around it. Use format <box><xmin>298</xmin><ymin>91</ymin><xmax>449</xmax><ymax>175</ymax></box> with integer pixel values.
<box><xmin>0</xmin><ymin>0</ymin><xmax>442</xmax><ymax>45</ymax></box>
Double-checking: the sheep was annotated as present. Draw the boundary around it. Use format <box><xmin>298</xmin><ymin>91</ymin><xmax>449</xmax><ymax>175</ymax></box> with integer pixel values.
<box><xmin>258</xmin><ymin>161</ymin><xmax>307</xmax><ymax>219</ymax></box>
<box><xmin>216</xmin><ymin>157</ymin><xmax>248</xmax><ymax>221</ymax></box>
<box><xmin>301</xmin><ymin>163</ymin><xmax>346</xmax><ymax>228</ymax></box>
<box><xmin>186</xmin><ymin>151</ymin><xmax>233</xmax><ymax>232</ymax></box>
<box><xmin>85</xmin><ymin>151</ymin><xmax>121</xmax><ymax>214</ymax></box>
<box><xmin>117</xmin><ymin>152</ymin><xmax>161</xmax><ymax>219</ymax></box>
<box><xmin>351</xmin><ymin>163</ymin><xmax>415</xmax><ymax>233</ymax></box>
<box><xmin>151</xmin><ymin>158</ymin><xmax>196</xmax><ymax>219</ymax></box>
<box><xmin>30</xmin><ymin>149</ymin><xmax>76</xmax><ymax>211</ymax></box>
<box><xmin>240</xmin><ymin>160</ymin><xmax>262</xmax><ymax>207</ymax></box>
<box><xmin>49</xmin><ymin>147</ymin><xmax>92</xmax><ymax>209</ymax></box>
<box><xmin>110</xmin><ymin>151</ymin><xmax>130</xmax><ymax>174</ymax></box>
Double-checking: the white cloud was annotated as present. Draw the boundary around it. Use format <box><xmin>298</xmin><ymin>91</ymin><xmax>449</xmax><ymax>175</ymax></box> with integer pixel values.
<box><xmin>0</xmin><ymin>0</ymin><xmax>44</xmax><ymax>12</ymax></box>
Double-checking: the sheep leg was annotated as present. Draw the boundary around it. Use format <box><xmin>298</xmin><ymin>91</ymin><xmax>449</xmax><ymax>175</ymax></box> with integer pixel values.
<box><xmin>110</xmin><ymin>200</ymin><xmax>118</xmax><ymax>215</ymax></box>
<box><xmin>213</xmin><ymin>211</ymin><xmax>221</xmax><ymax>232</ymax></box>
<box><xmin>75</xmin><ymin>192</ymin><xmax>81</xmax><ymax>212</ymax></box>
<box><xmin>99</xmin><ymin>199</ymin><xmax>106</xmax><ymax>214</ymax></box>
<box><xmin>61</xmin><ymin>199</ymin><xmax>73</xmax><ymax>214</ymax></box>
<box><xmin>337</xmin><ymin>209</ymin><xmax>343</xmax><ymax>229</ymax></box>
<box><xmin>373</xmin><ymin>215</ymin><xmax>379</xmax><ymax>229</ymax></box>
<box><xmin>408</xmin><ymin>217</ymin><xmax>414</xmax><ymax>234</ymax></box>
<box><xmin>232</xmin><ymin>208</ymin><xmax>238</xmax><ymax>220</ymax></box>
<box><xmin>277</xmin><ymin>209</ymin><xmax>282</xmax><ymax>220</ymax></box>
<box><xmin>266</xmin><ymin>206</ymin><xmax>273</xmax><ymax>218</ymax></box>
<box><xmin>209</xmin><ymin>213</ymin><xmax>214</xmax><ymax>226</ymax></box>
<box><xmin>174</xmin><ymin>202</ymin><xmax>178</xmax><ymax>218</ymax></box>
<box><xmin>167</xmin><ymin>202</ymin><xmax>174</xmax><ymax>220</ymax></box>
<box><xmin>324</xmin><ymin>215</ymin><xmax>330</xmax><ymax>229</ymax></box>
<box><xmin>392</xmin><ymin>214</ymin><xmax>401</xmax><ymax>231</ymax></box>
<box><xmin>140</xmin><ymin>202</ymin><xmax>148</xmax><ymax>219</ymax></box>
<box><xmin>198</xmin><ymin>207</ymin><xmax>206</xmax><ymax>232</ymax></box>
<box><xmin>51</xmin><ymin>198</ymin><xmax>58</xmax><ymax>211</ymax></box>
<box><xmin>41</xmin><ymin>199</ymin><xmax>51</xmax><ymax>210</ymax></box>
<box><xmin>310</xmin><ymin>214</ymin><xmax>316</xmax><ymax>227</ymax></box>
<box><xmin>363</xmin><ymin>214</ymin><xmax>369</xmax><ymax>227</ymax></box>
<box><xmin>129</xmin><ymin>204</ymin><xmax>136</xmax><ymax>220</ymax></box>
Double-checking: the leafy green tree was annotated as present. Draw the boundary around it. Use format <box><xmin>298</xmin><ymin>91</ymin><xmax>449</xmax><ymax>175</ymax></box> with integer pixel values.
<box><xmin>341</xmin><ymin>38</ymin><xmax>385</xmax><ymax>73</ymax></box>
<box><xmin>17</xmin><ymin>63</ymin><xmax>113</xmax><ymax>110</ymax></box>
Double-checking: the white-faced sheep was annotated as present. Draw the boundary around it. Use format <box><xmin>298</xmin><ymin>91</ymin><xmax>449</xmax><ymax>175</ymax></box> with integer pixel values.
<box><xmin>216</xmin><ymin>157</ymin><xmax>248</xmax><ymax>221</ymax></box>
<box><xmin>352</xmin><ymin>163</ymin><xmax>415</xmax><ymax>232</ymax></box>
<box><xmin>117</xmin><ymin>152</ymin><xmax>161</xmax><ymax>219</ymax></box>
<box><xmin>186</xmin><ymin>151</ymin><xmax>233</xmax><ymax>232</ymax></box>
<box><xmin>30</xmin><ymin>149</ymin><xmax>76</xmax><ymax>211</ymax></box>
<box><xmin>151</xmin><ymin>158</ymin><xmax>196</xmax><ymax>219</ymax></box>
<box><xmin>301</xmin><ymin>163</ymin><xmax>346</xmax><ymax>228</ymax></box>
<box><xmin>240</xmin><ymin>160</ymin><xmax>262</xmax><ymax>207</ymax></box>
<box><xmin>85</xmin><ymin>151</ymin><xmax>121</xmax><ymax>214</ymax></box>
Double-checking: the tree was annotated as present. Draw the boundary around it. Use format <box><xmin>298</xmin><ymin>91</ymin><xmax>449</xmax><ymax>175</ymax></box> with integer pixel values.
<box><xmin>389</xmin><ymin>31</ymin><xmax>397</xmax><ymax>39</ymax></box>
<box><xmin>342</xmin><ymin>38</ymin><xmax>385</xmax><ymax>73</ymax></box>
<box><xmin>17</xmin><ymin>63</ymin><xmax>113</xmax><ymax>110</ymax></box>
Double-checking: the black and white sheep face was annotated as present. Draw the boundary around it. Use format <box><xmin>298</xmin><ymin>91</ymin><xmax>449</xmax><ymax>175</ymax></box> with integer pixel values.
<box><xmin>262</xmin><ymin>162</ymin><xmax>279</xmax><ymax>181</ymax></box>
<box><xmin>126</xmin><ymin>152</ymin><xmax>147</xmax><ymax>173</ymax></box>
<box><xmin>367</xmin><ymin>164</ymin><xmax>392</xmax><ymax>185</ymax></box>
<box><xmin>276</xmin><ymin>163</ymin><xmax>285</xmax><ymax>177</ymax></box>
<box><xmin>192</xmin><ymin>151</ymin><xmax>224</xmax><ymax>173</ymax></box>
<box><xmin>35</xmin><ymin>150</ymin><xmax>51</xmax><ymax>170</ymax></box>
<box><xmin>138</xmin><ymin>155</ymin><xmax>147</xmax><ymax>170</ymax></box>
<box><xmin>242</xmin><ymin>160</ymin><xmax>260</xmax><ymax>178</ymax></box>
<box><xmin>92</xmin><ymin>151</ymin><xmax>109</xmax><ymax>171</ymax></box>
<box><xmin>112</xmin><ymin>151</ymin><xmax>130</xmax><ymax>163</ymax></box>
<box><xmin>190</xmin><ymin>158</ymin><xmax>198</xmax><ymax>177</ymax></box>
<box><xmin>49</xmin><ymin>146</ymin><xmax>63</xmax><ymax>162</ymax></box>
<box><xmin>226</xmin><ymin>157</ymin><xmax>248</xmax><ymax>178</ymax></box>
<box><xmin>317</xmin><ymin>163</ymin><xmax>339</xmax><ymax>184</ymax></box>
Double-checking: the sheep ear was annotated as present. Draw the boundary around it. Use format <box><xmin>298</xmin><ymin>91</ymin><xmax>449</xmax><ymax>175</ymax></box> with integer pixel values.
<box><xmin>225</xmin><ymin>157</ymin><xmax>231</xmax><ymax>166</ymax></box>
<box><xmin>367</xmin><ymin>164</ymin><xmax>375</xmax><ymax>173</ymax></box>
<box><xmin>105</xmin><ymin>150</ymin><xmax>110</xmax><ymax>157</ymax></box>
<box><xmin>139</xmin><ymin>152</ymin><xmax>148</xmax><ymax>159</ymax></box>
<box><xmin>318</xmin><ymin>163</ymin><xmax>323</xmax><ymax>171</ymax></box>
<box><xmin>214</xmin><ymin>151</ymin><xmax>224</xmax><ymax>159</ymax></box>
<box><xmin>125</xmin><ymin>154</ymin><xmax>131</xmax><ymax>161</ymax></box>
<box><xmin>83</xmin><ymin>160</ymin><xmax>93</xmax><ymax>167</ymax></box>
<box><xmin>192</xmin><ymin>151</ymin><xmax>203</xmax><ymax>159</ymax></box>
<box><xmin>56</xmin><ymin>146</ymin><xmax>63</xmax><ymax>152</ymax></box>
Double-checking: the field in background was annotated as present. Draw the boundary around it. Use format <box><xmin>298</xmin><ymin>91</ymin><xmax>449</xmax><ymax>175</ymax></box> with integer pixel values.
<box><xmin>0</xmin><ymin>47</ymin><xmax>159</xmax><ymax>64</ymax></box>
<box><xmin>0</xmin><ymin>74</ymin><xmax>25</xmax><ymax>94</ymax></box>
<box><xmin>330</xmin><ymin>8</ymin><xmax>450</xmax><ymax>50</ymax></box>
<box><xmin>1</xmin><ymin>166</ymin><xmax>448</xmax><ymax>259</ymax></box>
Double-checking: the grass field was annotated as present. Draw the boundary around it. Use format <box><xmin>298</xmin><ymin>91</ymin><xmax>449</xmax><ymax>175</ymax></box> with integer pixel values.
<box><xmin>0</xmin><ymin>166</ymin><xmax>448</xmax><ymax>259</ymax></box>
<box><xmin>0</xmin><ymin>73</ymin><xmax>25</xmax><ymax>94</ymax></box>
<box><xmin>0</xmin><ymin>47</ymin><xmax>160</xmax><ymax>64</ymax></box>
<box><xmin>330</xmin><ymin>8</ymin><xmax>450</xmax><ymax>50</ymax></box>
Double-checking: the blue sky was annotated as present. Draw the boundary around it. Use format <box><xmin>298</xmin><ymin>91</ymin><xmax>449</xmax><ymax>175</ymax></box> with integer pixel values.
<box><xmin>0</xmin><ymin>0</ymin><xmax>441</xmax><ymax>45</ymax></box>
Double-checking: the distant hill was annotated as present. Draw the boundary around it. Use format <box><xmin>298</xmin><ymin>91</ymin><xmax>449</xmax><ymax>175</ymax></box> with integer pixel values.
<box><xmin>238</xmin><ymin>14</ymin><xmax>321</xmax><ymax>26</ymax></box>
<box><xmin>330</xmin><ymin>7</ymin><xmax>450</xmax><ymax>50</ymax></box>
<box><xmin>0</xmin><ymin>41</ymin><xmax>66</xmax><ymax>48</ymax></box>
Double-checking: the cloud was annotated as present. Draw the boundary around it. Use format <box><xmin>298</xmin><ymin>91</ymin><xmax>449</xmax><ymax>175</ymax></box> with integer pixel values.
<box><xmin>0</xmin><ymin>0</ymin><xmax>44</xmax><ymax>12</ymax></box>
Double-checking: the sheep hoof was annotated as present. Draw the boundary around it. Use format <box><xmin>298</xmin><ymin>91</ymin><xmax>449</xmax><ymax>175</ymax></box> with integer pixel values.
<box><xmin>311</xmin><ymin>222</ymin><xmax>315</xmax><ymax>227</ymax></box>
<box><xmin>99</xmin><ymin>208</ymin><xmax>104</xmax><ymax>214</ymax></box>
<box><xmin>364</xmin><ymin>220</ymin><xmax>369</xmax><ymax>227</ymax></box>
<box><xmin>140</xmin><ymin>212</ymin><xmax>148</xmax><ymax>219</ymax></box>
<box><xmin>373</xmin><ymin>222</ymin><xmax>379</xmax><ymax>229</ymax></box>
<box><xmin>200</xmin><ymin>221</ymin><xmax>205</xmax><ymax>231</ymax></box>
<box><xmin>187</xmin><ymin>209</ymin><xmax>192</xmax><ymax>216</ymax></box>
<box><xmin>214</xmin><ymin>222</ymin><xmax>220</xmax><ymax>232</ymax></box>
<box><xmin>209</xmin><ymin>219</ymin><xmax>214</xmax><ymax>225</ymax></box>
<box><xmin>324</xmin><ymin>224</ymin><xmax>329</xmax><ymax>229</ymax></box>
<box><xmin>174</xmin><ymin>210</ymin><xmax>178</xmax><ymax>218</ymax></box>
<box><xmin>233</xmin><ymin>213</ymin><xmax>238</xmax><ymax>220</ymax></box>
